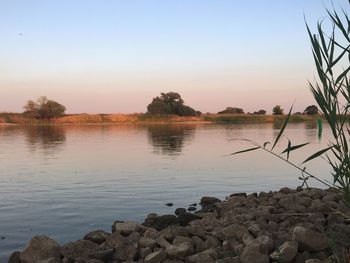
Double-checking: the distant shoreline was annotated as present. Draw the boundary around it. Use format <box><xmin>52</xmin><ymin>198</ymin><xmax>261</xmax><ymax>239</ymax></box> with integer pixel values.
<box><xmin>0</xmin><ymin>113</ymin><xmax>323</xmax><ymax>125</ymax></box>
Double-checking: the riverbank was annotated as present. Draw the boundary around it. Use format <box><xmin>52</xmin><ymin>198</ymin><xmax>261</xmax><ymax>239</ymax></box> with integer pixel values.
<box><xmin>0</xmin><ymin>113</ymin><xmax>322</xmax><ymax>125</ymax></box>
<box><xmin>9</xmin><ymin>187</ymin><xmax>349</xmax><ymax>263</ymax></box>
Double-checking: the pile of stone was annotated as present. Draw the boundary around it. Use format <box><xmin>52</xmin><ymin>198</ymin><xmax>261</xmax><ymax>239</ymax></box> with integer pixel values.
<box><xmin>9</xmin><ymin>187</ymin><xmax>350</xmax><ymax>263</ymax></box>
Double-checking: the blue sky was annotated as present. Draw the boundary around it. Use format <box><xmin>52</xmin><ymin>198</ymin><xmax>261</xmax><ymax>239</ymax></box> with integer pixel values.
<box><xmin>0</xmin><ymin>0</ymin><xmax>345</xmax><ymax>113</ymax></box>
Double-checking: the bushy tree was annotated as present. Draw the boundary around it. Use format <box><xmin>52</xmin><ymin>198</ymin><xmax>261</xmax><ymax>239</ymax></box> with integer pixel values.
<box><xmin>23</xmin><ymin>96</ymin><xmax>66</xmax><ymax>119</ymax></box>
<box><xmin>253</xmin><ymin>110</ymin><xmax>266</xmax><ymax>115</ymax></box>
<box><xmin>218</xmin><ymin>107</ymin><xmax>244</xmax><ymax>114</ymax></box>
<box><xmin>147</xmin><ymin>92</ymin><xmax>198</xmax><ymax>116</ymax></box>
<box><xmin>272</xmin><ymin>105</ymin><xmax>284</xmax><ymax>115</ymax></box>
<box><xmin>303</xmin><ymin>105</ymin><xmax>318</xmax><ymax>115</ymax></box>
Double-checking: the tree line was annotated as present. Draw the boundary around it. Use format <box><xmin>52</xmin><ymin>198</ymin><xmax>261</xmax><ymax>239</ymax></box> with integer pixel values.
<box><xmin>22</xmin><ymin>93</ymin><xmax>320</xmax><ymax>119</ymax></box>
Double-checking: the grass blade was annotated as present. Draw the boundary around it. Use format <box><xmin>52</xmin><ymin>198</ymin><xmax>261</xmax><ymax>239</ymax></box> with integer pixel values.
<box><xmin>229</xmin><ymin>146</ymin><xmax>261</xmax><ymax>155</ymax></box>
<box><xmin>272</xmin><ymin>105</ymin><xmax>293</xmax><ymax>150</ymax></box>
<box><xmin>302</xmin><ymin>146</ymin><xmax>335</xmax><ymax>164</ymax></box>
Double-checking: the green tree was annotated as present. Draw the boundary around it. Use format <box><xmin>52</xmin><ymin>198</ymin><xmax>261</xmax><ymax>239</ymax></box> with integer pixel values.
<box><xmin>23</xmin><ymin>96</ymin><xmax>66</xmax><ymax>119</ymax></box>
<box><xmin>147</xmin><ymin>92</ymin><xmax>198</xmax><ymax>116</ymax></box>
<box><xmin>272</xmin><ymin>105</ymin><xmax>284</xmax><ymax>115</ymax></box>
<box><xmin>23</xmin><ymin>100</ymin><xmax>39</xmax><ymax>118</ymax></box>
<box><xmin>303</xmin><ymin>105</ymin><xmax>318</xmax><ymax>115</ymax></box>
<box><xmin>218</xmin><ymin>107</ymin><xmax>244</xmax><ymax>114</ymax></box>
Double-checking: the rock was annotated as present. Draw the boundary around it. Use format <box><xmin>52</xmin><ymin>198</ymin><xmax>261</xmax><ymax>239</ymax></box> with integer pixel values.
<box><xmin>200</xmin><ymin>196</ymin><xmax>221</xmax><ymax>207</ymax></box>
<box><xmin>37</xmin><ymin>258</ymin><xmax>62</xmax><ymax>263</ymax></box>
<box><xmin>240</xmin><ymin>245</ymin><xmax>269</xmax><ymax>263</ymax></box>
<box><xmin>187</xmin><ymin>206</ymin><xmax>197</xmax><ymax>212</ymax></box>
<box><xmin>173</xmin><ymin>236</ymin><xmax>192</xmax><ymax>245</ymax></box>
<box><xmin>166</xmin><ymin>203</ymin><xmax>174</xmax><ymax>207</ymax></box>
<box><xmin>85</xmin><ymin>260</ymin><xmax>104</xmax><ymax>263</ymax></box>
<box><xmin>216</xmin><ymin>256</ymin><xmax>240</xmax><ymax>263</ymax></box>
<box><xmin>105</xmin><ymin>232</ymin><xmax>138</xmax><ymax>261</ymax></box>
<box><xmin>292</xmin><ymin>227</ymin><xmax>329</xmax><ymax>252</ymax></box>
<box><xmin>270</xmin><ymin>241</ymin><xmax>298</xmax><ymax>263</ymax></box>
<box><xmin>175</xmin><ymin>208</ymin><xmax>187</xmax><ymax>215</ymax></box>
<box><xmin>20</xmin><ymin>235</ymin><xmax>61</xmax><ymax>263</ymax></box>
<box><xmin>222</xmin><ymin>224</ymin><xmax>248</xmax><ymax>241</ymax></box>
<box><xmin>83</xmin><ymin>230</ymin><xmax>110</xmax><ymax>245</ymax></box>
<box><xmin>192</xmin><ymin>236</ymin><xmax>205</xmax><ymax>253</ymax></box>
<box><xmin>144</xmin><ymin>249</ymin><xmax>166</xmax><ymax>263</ymax></box>
<box><xmin>61</xmin><ymin>239</ymin><xmax>112</xmax><ymax>262</ymax></box>
<box><xmin>140</xmin><ymin>246</ymin><xmax>152</xmax><ymax>258</ymax></box>
<box><xmin>177</xmin><ymin>212</ymin><xmax>201</xmax><ymax>226</ymax></box>
<box><xmin>143</xmin><ymin>214</ymin><xmax>179</xmax><ymax>230</ymax></box>
<box><xmin>230</xmin><ymin>192</ymin><xmax>247</xmax><ymax>197</ymax></box>
<box><xmin>112</xmin><ymin>221</ymin><xmax>141</xmax><ymax>236</ymax></box>
<box><xmin>138</xmin><ymin>237</ymin><xmax>157</xmax><ymax>249</ymax></box>
<box><xmin>305</xmin><ymin>260</ymin><xmax>322</xmax><ymax>263</ymax></box>
<box><xmin>255</xmin><ymin>235</ymin><xmax>274</xmax><ymax>253</ymax></box>
<box><xmin>248</xmin><ymin>223</ymin><xmax>261</xmax><ymax>238</ymax></box>
<box><xmin>8</xmin><ymin>251</ymin><xmax>21</xmax><ymax>263</ymax></box>
<box><xmin>166</xmin><ymin>242</ymin><xmax>194</xmax><ymax>258</ymax></box>
<box><xmin>186</xmin><ymin>249</ymin><xmax>216</xmax><ymax>263</ymax></box>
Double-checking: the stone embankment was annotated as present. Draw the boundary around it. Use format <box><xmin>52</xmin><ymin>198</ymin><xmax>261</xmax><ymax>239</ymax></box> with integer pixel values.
<box><xmin>9</xmin><ymin>187</ymin><xmax>350</xmax><ymax>263</ymax></box>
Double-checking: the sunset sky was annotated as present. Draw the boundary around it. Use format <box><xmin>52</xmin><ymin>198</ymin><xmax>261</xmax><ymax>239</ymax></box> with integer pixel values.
<box><xmin>0</xmin><ymin>0</ymin><xmax>344</xmax><ymax>114</ymax></box>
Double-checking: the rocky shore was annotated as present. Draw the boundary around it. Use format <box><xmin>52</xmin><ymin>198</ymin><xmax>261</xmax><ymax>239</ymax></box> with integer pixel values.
<box><xmin>8</xmin><ymin>187</ymin><xmax>350</xmax><ymax>263</ymax></box>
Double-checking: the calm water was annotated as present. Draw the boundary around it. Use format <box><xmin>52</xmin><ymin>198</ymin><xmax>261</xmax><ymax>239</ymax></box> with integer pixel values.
<box><xmin>0</xmin><ymin>123</ymin><xmax>331</xmax><ymax>261</ymax></box>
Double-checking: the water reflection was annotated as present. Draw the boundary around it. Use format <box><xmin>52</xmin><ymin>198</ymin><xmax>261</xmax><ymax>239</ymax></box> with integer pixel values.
<box><xmin>147</xmin><ymin>124</ymin><xmax>196</xmax><ymax>156</ymax></box>
<box><xmin>24</xmin><ymin>125</ymin><xmax>66</xmax><ymax>152</ymax></box>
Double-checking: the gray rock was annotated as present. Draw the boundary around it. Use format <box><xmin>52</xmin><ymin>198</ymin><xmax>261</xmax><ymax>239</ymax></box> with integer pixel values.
<box><xmin>20</xmin><ymin>235</ymin><xmax>61</xmax><ymax>263</ymax></box>
<box><xmin>138</xmin><ymin>237</ymin><xmax>157</xmax><ymax>249</ymax></box>
<box><xmin>200</xmin><ymin>196</ymin><xmax>221</xmax><ymax>207</ymax></box>
<box><xmin>61</xmin><ymin>239</ymin><xmax>109</xmax><ymax>262</ymax></box>
<box><xmin>83</xmin><ymin>230</ymin><xmax>110</xmax><ymax>245</ymax></box>
<box><xmin>270</xmin><ymin>241</ymin><xmax>298</xmax><ymax>263</ymax></box>
<box><xmin>37</xmin><ymin>258</ymin><xmax>62</xmax><ymax>263</ymax></box>
<box><xmin>112</xmin><ymin>221</ymin><xmax>141</xmax><ymax>236</ymax></box>
<box><xmin>143</xmin><ymin>214</ymin><xmax>179</xmax><ymax>231</ymax></box>
<box><xmin>166</xmin><ymin>242</ymin><xmax>194</xmax><ymax>258</ymax></box>
<box><xmin>175</xmin><ymin>208</ymin><xmax>187</xmax><ymax>215</ymax></box>
<box><xmin>240</xmin><ymin>245</ymin><xmax>269</xmax><ymax>263</ymax></box>
<box><xmin>186</xmin><ymin>248</ymin><xmax>216</xmax><ymax>263</ymax></box>
<box><xmin>178</xmin><ymin>212</ymin><xmax>201</xmax><ymax>226</ymax></box>
<box><xmin>105</xmin><ymin>232</ymin><xmax>138</xmax><ymax>261</ymax></box>
<box><xmin>8</xmin><ymin>251</ymin><xmax>21</xmax><ymax>263</ymax></box>
<box><xmin>140</xmin><ymin>246</ymin><xmax>152</xmax><ymax>258</ymax></box>
<box><xmin>144</xmin><ymin>249</ymin><xmax>166</xmax><ymax>263</ymax></box>
<box><xmin>292</xmin><ymin>227</ymin><xmax>329</xmax><ymax>252</ymax></box>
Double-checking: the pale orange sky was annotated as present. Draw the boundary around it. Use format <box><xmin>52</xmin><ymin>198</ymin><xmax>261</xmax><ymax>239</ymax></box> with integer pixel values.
<box><xmin>0</xmin><ymin>0</ymin><xmax>333</xmax><ymax>114</ymax></box>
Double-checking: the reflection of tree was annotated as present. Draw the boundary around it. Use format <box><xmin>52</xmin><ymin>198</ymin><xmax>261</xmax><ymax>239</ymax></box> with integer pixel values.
<box><xmin>147</xmin><ymin>125</ymin><xmax>196</xmax><ymax>156</ymax></box>
<box><xmin>23</xmin><ymin>125</ymin><xmax>66</xmax><ymax>152</ymax></box>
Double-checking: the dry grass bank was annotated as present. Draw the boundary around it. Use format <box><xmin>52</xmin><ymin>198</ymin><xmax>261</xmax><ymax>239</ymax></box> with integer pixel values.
<box><xmin>0</xmin><ymin>112</ymin><xmax>322</xmax><ymax>125</ymax></box>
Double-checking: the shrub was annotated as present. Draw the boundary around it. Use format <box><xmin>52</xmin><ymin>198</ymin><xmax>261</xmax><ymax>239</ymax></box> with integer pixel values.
<box><xmin>23</xmin><ymin>96</ymin><xmax>66</xmax><ymax>119</ymax></box>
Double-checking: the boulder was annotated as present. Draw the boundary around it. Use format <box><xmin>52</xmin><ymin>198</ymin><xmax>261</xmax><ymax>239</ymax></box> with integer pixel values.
<box><xmin>83</xmin><ymin>230</ymin><xmax>110</xmax><ymax>245</ymax></box>
<box><xmin>105</xmin><ymin>232</ymin><xmax>138</xmax><ymax>261</ymax></box>
<box><xmin>138</xmin><ymin>237</ymin><xmax>157</xmax><ymax>249</ymax></box>
<box><xmin>177</xmin><ymin>212</ymin><xmax>201</xmax><ymax>226</ymax></box>
<box><xmin>292</xmin><ymin>227</ymin><xmax>329</xmax><ymax>252</ymax></box>
<box><xmin>144</xmin><ymin>249</ymin><xmax>166</xmax><ymax>263</ymax></box>
<box><xmin>240</xmin><ymin>245</ymin><xmax>269</xmax><ymax>263</ymax></box>
<box><xmin>143</xmin><ymin>214</ymin><xmax>179</xmax><ymax>230</ymax></box>
<box><xmin>200</xmin><ymin>196</ymin><xmax>221</xmax><ymax>207</ymax></box>
<box><xmin>270</xmin><ymin>241</ymin><xmax>298</xmax><ymax>263</ymax></box>
<box><xmin>61</xmin><ymin>239</ymin><xmax>112</xmax><ymax>262</ymax></box>
<box><xmin>112</xmin><ymin>221</ymin><xmax>141</xmax><ymax>235</ymax></box>
<box><xmin>8</xmin><ymin>251</ymin><xmax>21</xmax><ymax>263</ymax></box>
<box><xmin>20</xmin><ymin>235</ymin><xmax>61</xmax><ymax>263</ymax></box>
<box><xmin>175</xmin><ymin>208</ymin><xmax>186</xmax><ymax>215</ymax></box>
<box><xmin>186</xmin><ymin>249</ymin><xmax>216</xmax><ymax>263</ymax></box>
<box><xmin>166</xmin><ymin>242</ymin><xmax>194</xmax><ymax>258</ymax></box>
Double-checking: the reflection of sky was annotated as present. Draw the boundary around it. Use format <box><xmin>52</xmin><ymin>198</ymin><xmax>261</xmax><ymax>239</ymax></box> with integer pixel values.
<box><xmin>0</xmin><ymin>123</ymin><xmax>333</xmax><ymax>260</ymax></box>
<box><xmin>0</xmin><ymin>0</ymin><xmax>345</xmax><ymax>113</ymax></box>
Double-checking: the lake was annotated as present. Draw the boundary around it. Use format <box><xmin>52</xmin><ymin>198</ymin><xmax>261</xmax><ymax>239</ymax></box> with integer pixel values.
<box><xmin>0</xmin><ymin>122</ymin><xmax>331</xmax><ymax>261</ymax></box>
